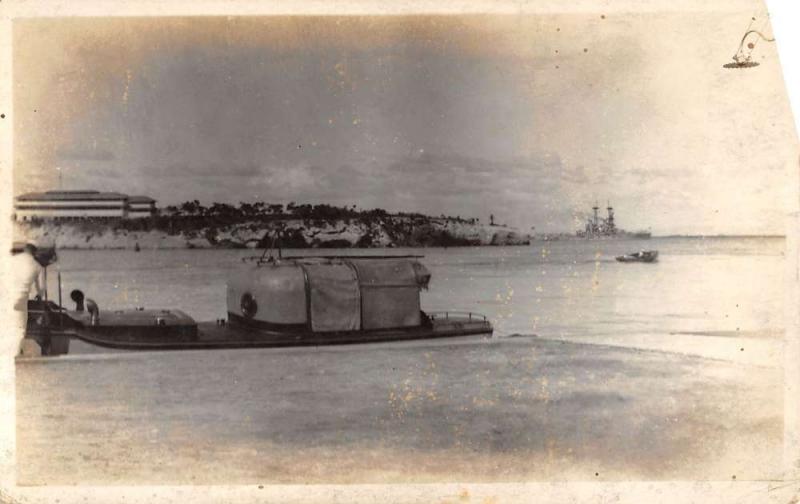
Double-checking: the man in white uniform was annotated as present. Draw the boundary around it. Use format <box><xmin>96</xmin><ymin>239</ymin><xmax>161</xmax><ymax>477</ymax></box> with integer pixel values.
<box><xmin>10</xmin><ymin>242</ymin><xmax>45</xmax><ymax>358</ymax></box>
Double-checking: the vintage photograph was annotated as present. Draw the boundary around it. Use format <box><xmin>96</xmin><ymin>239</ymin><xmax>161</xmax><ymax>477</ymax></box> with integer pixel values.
<box><xmin>2</xmin><ymin>0</ymin><xmax>799</xmax><ymax>497</ymax></box>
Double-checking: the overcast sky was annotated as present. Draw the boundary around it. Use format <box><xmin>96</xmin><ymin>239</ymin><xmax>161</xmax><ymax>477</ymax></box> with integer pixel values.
<box><xmin>12</xmin><ymin>8</ymin><xmax>798</xmax><ymax>234</ymax></box>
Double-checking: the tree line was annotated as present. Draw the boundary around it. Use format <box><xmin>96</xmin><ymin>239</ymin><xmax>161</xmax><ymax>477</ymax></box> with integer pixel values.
<box><xmin>160</xmin><ymin>200</ymin><xmax>479</xmax><ymax>225</ymax></box>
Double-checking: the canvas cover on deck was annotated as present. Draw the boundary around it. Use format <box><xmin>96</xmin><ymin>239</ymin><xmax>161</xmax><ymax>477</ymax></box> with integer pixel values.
<box><xmin>228</xmin><ymin>258</ymin><xmax>430</xmax><ymax>332</ymax></box>
<box><xmin>350</xmin><ymin>259</ymin><xmax>422</xmax><ymax>329</ymax></box>
<box><xmin>304</xmin><ymin>263</ymin><xmax>361</xmax><ymax>332</ymax></box>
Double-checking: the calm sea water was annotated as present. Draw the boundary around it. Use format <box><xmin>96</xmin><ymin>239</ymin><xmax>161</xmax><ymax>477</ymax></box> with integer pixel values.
<box><xmin>17</xmin><ymin>236</ymin><xmax>786</xmax><ymax>483</ymax></box>
<box><xmin>44</xmin><ymin>236</ymin><xmax>785</xmax><ymax>349</ymax></box>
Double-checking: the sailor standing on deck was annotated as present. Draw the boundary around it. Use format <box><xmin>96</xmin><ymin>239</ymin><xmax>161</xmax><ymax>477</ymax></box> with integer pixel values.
<box><xmin>9</xmin><ymin>242</ymin><xmax>46</xmax><ymax>358</ymax></box>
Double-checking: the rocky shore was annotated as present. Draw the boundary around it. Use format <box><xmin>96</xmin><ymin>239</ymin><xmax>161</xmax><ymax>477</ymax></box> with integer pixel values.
<box><xmin>16</xmin><ymin>217</ymin><xmax>532</xmax><ymax>250</ymax></box>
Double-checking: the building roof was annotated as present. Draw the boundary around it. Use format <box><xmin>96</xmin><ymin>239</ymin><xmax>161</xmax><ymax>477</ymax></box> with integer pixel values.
<box><xmin>16</xmin><ymin>190</ymin><xmax>128</xmax><ymax>202</ymax></box>
<box><xmin>128</xmin><ymin>195</ymin><xmax>156</xmax><ymax>203</ymax></box>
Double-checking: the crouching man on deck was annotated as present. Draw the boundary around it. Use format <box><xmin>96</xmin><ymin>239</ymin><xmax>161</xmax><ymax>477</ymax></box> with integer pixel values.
<box><xmin>9</xmin><ymin>242</ymin><xmax>51</xmax><ymax>358</ymax></box>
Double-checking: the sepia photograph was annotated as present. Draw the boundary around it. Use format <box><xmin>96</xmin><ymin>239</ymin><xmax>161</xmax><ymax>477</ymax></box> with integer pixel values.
<box><xmin>1</xmin><ymin>0</ymin><xmax>799</xmax><ymax>502</ymax></box>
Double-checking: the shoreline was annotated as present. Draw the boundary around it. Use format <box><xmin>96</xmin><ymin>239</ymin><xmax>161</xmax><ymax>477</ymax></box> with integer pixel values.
<box><xmin>16</xmin><ymin>218</ymin><xmax>532</xmax><ymax>250</ymax></box>
<box><xmin>35</xmin><ymin>234</ymin><xmax>785</xmax><ymax>251</ymax></box>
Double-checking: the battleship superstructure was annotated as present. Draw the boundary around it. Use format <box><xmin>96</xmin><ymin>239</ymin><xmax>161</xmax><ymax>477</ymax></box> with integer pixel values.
<box><xmin>576</xmin><ymin>202</ymin><xmax>651</xmax><ymax>239</ymax></box>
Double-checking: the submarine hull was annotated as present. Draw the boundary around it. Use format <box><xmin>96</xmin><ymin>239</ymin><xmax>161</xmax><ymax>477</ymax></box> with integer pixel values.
<box><xmin>25</xmin><ymin>301</ymin><xmax>492</xmax><ymax>354</ymax></box>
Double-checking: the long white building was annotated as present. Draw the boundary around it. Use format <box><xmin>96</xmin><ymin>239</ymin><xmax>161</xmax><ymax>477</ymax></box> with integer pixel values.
<box><xmin>127</xmin><ymin>195</ymin><xmax>157</xmax><ymax>219</ymax></box>
<box><xmin>14</xmin><ymin>190</ymin><xmax>158</xmax><ymax>221</ymax></box>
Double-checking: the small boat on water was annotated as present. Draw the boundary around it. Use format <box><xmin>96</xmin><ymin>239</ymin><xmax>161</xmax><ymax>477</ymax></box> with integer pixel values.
<box><xmin>615</xmin><ymin>250</ymin><xmax>659</xmax><ymax>263</ymax></box>
<box><xmin>23</xmin><ymin>254</ymin><xmax>493</xmax><ymax>356</ymax></box>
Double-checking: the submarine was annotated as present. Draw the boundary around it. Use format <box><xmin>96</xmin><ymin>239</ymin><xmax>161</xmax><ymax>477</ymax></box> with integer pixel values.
<box><xmin>24</xmin><ymin>253</ymin><xmax>493</xmax><ymax>356</ymax></box>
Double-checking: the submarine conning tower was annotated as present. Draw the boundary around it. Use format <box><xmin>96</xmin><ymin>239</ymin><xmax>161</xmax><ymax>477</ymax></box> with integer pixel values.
<box><xmin>226</xmin><ymin>256</ymin><xmax>432</xmax><ymax>333</ymax></box>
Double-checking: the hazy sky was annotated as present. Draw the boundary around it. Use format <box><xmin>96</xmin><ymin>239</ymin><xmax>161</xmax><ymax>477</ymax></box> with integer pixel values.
<box><xmin>12</xmin><ymin>9</ymin><xmax>799</xmax><ymax>234</ymax></box>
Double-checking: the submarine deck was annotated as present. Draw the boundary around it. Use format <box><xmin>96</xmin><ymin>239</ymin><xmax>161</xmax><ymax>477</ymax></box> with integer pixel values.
<box><xmin>59</xmin><ymin>315</ymin><xmax>493</xmax><ymax>351</ymax></box>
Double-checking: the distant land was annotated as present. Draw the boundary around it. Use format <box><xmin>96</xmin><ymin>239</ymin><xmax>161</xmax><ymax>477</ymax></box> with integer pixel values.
<box><xmin>16</xmin><ymin>201</ymin><xmax>532</xmax><ymax>250</ymax></box>
<box><xmin>535</xmin><ymin>232</ymin><xmax>785</xmax><ymax>241</ymax></box>
<box><xmin>655</xmin><ymin>234</ymin><xmax>786</xmax><ymax>239</ymax></box>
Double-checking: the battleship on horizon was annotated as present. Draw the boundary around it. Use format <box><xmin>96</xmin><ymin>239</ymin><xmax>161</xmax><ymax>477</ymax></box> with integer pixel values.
<box><xmin>576</xmin><ymin>202</ymin><xmax>651</xmax><ymax>239</ymax></box>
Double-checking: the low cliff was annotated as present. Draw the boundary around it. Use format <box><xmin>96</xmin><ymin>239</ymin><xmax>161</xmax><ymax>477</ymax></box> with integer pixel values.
<box><xmin>17</xmin><ymin>217</ymin><xmax>531</xmax><ymax>250</ymax></box>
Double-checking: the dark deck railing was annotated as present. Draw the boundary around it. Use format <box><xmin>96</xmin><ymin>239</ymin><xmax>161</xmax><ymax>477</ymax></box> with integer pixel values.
<box><xmin>427</xmin><ymin>311</ymin><xmax>488</xmax><ymax>322</ymax></box>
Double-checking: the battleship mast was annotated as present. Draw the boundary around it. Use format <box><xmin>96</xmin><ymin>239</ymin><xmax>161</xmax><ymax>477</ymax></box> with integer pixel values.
<box><xmin>606</xmin><ymin>201</ymin><xmax>616</xmax><ymax>233</ymax></box>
